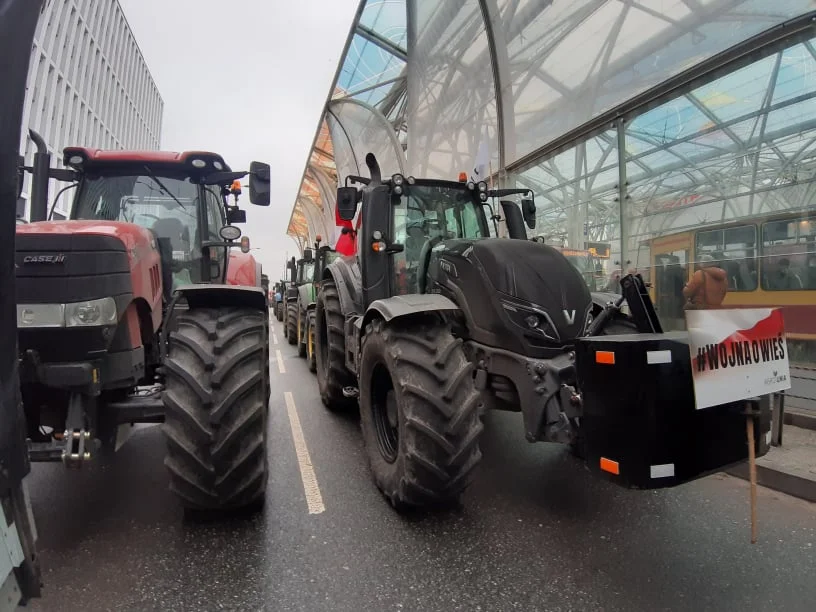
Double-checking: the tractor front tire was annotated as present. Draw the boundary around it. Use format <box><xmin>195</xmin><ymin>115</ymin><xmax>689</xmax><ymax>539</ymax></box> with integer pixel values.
<box><xmin>359</xmin><ymin>318</ymin><xmax>483</xmax><ymax>510</ymax></box>
<box><xmin>315</xmin><ymin>281</ymin><xmax>355</xmax><ymax>410</ymax></box>
<box><xmin>306</xmin><ymin>310</ymin><xmax>317</xmax><ymax>373</ymax></box>
<box><xmin>276</xmin><ymin>302</ymin><xmax>283</xmax><ymax>322</ymax></box>
<box><xmin>287</xmin><ymin>303</ymin><xmax>298</xmax><ymax>346</ymax></box>
<box><xmin>162</xmin><ymin>307</ymin><xmax>269</xmax><ymax>512</ymax></box>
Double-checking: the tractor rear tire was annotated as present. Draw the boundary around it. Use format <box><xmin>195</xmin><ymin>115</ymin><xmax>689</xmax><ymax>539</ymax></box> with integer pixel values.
<box><xmin>315</xmin><ymin>281</ymin><xmax>355</xmax><ymax>410</ymax></box>
<box><xmin>287</xmin><ymin>303</ymin><xmax>298</xmax><ymax>345</ymax></box>
<box><xmin>162</xmin><ymin>307</ymin><xmax>269</xmax><ymax>512</ymax></box>
<box><xmin>276</xmin><ymin>302</ymin><xmax>283</xmax><ymax>322</ymax></box>
<box><xmin>282</xmin><ymin>305</ymin><xmax>289</xmax><ymax>338</ymax></box>
<box><xmin>359</xmin><ymin>318</ymin><xmax>483</xmax><ymax>510</ymax></box>
<box><xmin>306</xmin><ymin>310</ymin><xmax>317</xmax><ymax>373</ymax></box>
<box><xmin>297</xmin><ymin>308</ymin><xmax>308</xmax><ymax>358</ymax></box>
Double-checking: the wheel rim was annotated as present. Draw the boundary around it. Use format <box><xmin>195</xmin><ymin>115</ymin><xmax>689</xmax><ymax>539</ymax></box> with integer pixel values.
<box><xmin>371</xmin><ymin>363</ymin><xmax>398</xmax><ymax>463</ymax></box>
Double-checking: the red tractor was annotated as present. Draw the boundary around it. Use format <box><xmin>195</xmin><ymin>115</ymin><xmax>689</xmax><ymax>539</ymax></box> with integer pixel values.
<box><xmin>15</xmin><ymin>142</ymin><xmax>272</xmax><ymax>513</ymax></box>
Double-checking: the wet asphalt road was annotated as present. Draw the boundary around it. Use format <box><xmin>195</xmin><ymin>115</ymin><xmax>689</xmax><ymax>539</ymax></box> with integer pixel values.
<box><xmin>25</xmin><ymin>316</ymin><xmax>816</xmax><ymax>612</ymax></box>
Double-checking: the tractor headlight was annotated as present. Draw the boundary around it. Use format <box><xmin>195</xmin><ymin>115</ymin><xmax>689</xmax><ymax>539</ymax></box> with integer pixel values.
<box><xmin>17</xmin><ymin>304</ymin><xmax>64</xmax><ymax>328</ymax></box>
<box><xmin>501</xmin><ymin>300</ymin><xmax>560</xmax><ymax>341</ymax></box>
<box><xmin>477</xmin><ymin>181</ymin><xmax>488</xmax><ymax>193</ymax></box>
<box><xmin>392</xmin><ymin>173</ymin><xmax>405</xmax><ymax>186</ymax></box>
<box><xmin>65</xmin><ymin>298</ymin><xmax>118</xmax><ymax>327</ymax></box>
<box><xmin>17</xmin><ymin>298</ymin><xmax>117</xmax><ymax>328</ymax></box>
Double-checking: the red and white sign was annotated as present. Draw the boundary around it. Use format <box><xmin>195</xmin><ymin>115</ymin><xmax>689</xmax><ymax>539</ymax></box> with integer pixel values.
<box><xmin>686</xmin><ymin>308</ymin><xmax>791</xmax><ymax>410</ymax></box>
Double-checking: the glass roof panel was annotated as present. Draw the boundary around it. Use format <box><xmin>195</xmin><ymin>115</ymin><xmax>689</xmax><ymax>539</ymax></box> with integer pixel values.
<box><xmin>359</xmin><ymin>0</ymin><xmax>407</xmax><ymax>48</ymax></box>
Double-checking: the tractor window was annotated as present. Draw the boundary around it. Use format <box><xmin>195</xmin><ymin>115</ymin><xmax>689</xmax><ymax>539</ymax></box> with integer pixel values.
<box><xmin>392</xmin><ymin>183</ymin><xmax>489</xmax><ymax>295</ymax></box>
<box><xmin>298</xmin><ymin>262</ymin><xmax>315</xmax><ymax>284</ymax></box>
<box><xmin>72</xmin><ymin>173</ymin><xmax>202</xmax><ymax>287</ymax></box>
<box><xmin>203</xmin><ymin>187</ymin><xmax>226</xmax><ymax>281</ymax></box>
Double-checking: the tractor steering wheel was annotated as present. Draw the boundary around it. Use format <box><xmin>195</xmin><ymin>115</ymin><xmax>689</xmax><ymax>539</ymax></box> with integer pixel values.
<box><xmin>417</xmin><ymin>236</ymin><xmax>442</xmax><ymax>294</ymax></box>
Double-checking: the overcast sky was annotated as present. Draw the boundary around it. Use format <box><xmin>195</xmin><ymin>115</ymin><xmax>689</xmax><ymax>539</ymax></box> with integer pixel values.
<box><xmin>118</xmin><ymin>0</ymin><xmax>359</xmax><ymax>279</ymax></box>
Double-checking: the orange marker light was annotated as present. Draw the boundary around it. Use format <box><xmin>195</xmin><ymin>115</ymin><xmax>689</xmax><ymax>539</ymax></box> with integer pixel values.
<box><xmin>595</xmin><ymin>350</ymin><xmax>616</xmax><ymax>365</ymax></box>
<box><xmin>600</xmin><ymin>457</ymin><xmax>620</xmax><ymax>475</ymax></box>
<box><xmin>458</xmin><ymin>172</ymin><xmax>468</xmax><ymax>182</ymax></box>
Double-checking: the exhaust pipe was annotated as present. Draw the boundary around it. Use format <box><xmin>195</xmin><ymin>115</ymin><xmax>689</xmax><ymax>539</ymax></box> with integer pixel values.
<box><xmin>28</xmin><ymin>129</ymin><xmax>50</xmax><ymax>222</ymax></box>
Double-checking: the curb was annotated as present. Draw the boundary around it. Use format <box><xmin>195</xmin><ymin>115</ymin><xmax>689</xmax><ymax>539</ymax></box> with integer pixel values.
<box><xmin>784</xmin><ymin>410</ymin><xmax>816</xmax><ymax>431</ymax></box>
<box><xmin>726</xmin><ymin>463</ymin><xmax>816</xmax><ymax>503</ymax></box>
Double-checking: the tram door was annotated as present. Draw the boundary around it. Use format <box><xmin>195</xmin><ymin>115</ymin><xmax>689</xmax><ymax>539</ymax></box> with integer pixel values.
<box><xmin>651</xmin><ymin>234</ymin><xmax>692</xmax><ymax>331</ymax></box>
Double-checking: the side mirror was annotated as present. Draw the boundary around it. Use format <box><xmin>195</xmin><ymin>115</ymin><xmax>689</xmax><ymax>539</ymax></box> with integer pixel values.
<box><xmin>226</xmin><ymin>208</ymin><xmax>247</xmax><ymax>224</ymax></box>
<box><xmin>289</xmin><ymin>256</ymin><xmax>297</xmax><ymax>275</ymax></box>
<box><xmin>248</xmin><ymin>161</ymin><xmax>271</xmax><ymax>206</ymax></box>
<box><xmin>336</xmin><ymin>186</ymin><xmax>359</xmax><ymax>221</ymax></box>
<box><xmin>303</xmin><ymin>248</ymin><xmax>314</xmax><ymax>262</ymax></box>
<box><xmin>521</xmin><ymin>199</ymin><xmax>536</xmax><ymax>229</ymax></box>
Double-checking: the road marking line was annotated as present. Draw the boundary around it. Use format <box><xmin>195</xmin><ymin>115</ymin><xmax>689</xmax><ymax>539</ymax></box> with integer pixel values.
<box><xmin>272</xmin><ymin>331</ymin><xmax>279</xmax><ymax>345</ymax></box>
<box><xmin>275</xmin><ymin>349</ymin><xmax>286</xmax><ymax>374</ymax></box>
<box><xmin>284</xmin><ymin>391</ymin><xmax>325</xmax><ymax>515</ymax></box>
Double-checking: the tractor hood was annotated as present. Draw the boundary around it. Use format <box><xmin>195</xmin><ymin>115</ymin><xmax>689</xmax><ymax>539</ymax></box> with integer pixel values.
<box><xmin>15</xmin><ymin>220</ymin><xmax>154</xmax><ymax>252</ymax></box>
<box><xmin>469</xmin><ymin>239</ymin><xmax>591</xmax><ymax>315</ymax></box>
<box><xmin>426</xmin><ymin>238</ymin><xmax>593</xmax><ymax>358</ymax></box>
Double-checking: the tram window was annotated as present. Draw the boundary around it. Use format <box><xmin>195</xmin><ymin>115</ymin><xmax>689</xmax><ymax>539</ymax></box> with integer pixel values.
<box><xmin>695</xmin><ymin>225</ymin><xmax>757</xmax><ymax>291</ymax></box>
<box><xmin>761</xmin><ymin>219</ymin><xmax>812</xmax><ymax>291</ymax></box>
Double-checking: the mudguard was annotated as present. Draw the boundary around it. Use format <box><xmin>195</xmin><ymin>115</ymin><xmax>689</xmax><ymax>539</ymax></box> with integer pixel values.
<box><xmin>363</xmin><ymin>294</ymin><xmax>460</xmax><ymax>330</ymax></box>
<box><xmin>324</xmin><ymin>257</ymin><xmax>362</xmax><ymax>316</ymax></box>
<box><xmin>174</xmin><ymin>284</ymin><xmax>267</xmax><ymax>311</ymax></box>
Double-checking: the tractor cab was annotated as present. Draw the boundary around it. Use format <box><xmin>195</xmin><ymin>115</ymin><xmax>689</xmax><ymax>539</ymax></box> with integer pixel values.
<box><xmin>63</xmin><ymin>148</ymin><xmax>260</xmax><ymax>297</ymax></box>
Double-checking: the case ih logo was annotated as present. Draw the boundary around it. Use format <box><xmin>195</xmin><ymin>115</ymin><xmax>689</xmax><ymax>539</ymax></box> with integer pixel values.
<box><xmin>23</xmin><ymin>254</ymin><xmax>66</xmax><ymax>264</ymax></box>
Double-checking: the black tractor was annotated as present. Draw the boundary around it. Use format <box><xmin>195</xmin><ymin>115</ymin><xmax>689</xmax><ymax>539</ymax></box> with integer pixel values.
<box><xmin>314</xmin><ymin>153</ymin><xmax>771</xmax><ymax>511</ymax></box>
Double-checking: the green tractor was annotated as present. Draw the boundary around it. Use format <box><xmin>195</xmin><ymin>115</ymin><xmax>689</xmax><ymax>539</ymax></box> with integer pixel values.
<box><xmin>284</xmin><ymin>254</ymin><xmax>314</xmax><ymax>349</ymax></box>
<box><xmin>294</xmin><ymin>237</ymin><xmax>340</xmax><ymax>372</ymax></box>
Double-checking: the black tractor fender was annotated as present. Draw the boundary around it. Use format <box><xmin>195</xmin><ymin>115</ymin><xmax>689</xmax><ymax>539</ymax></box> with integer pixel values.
<box><xmin>361</xmin><ymin>294</ymin><xmax>461</xmax><ymax>333</ymax></box>
<box><xmin>172</xmin><ymin>284</ymin><xmax>268</xmax><ymax>312</ymax></box>
<box><xmin>323</xmin><ymin>258</ymin><xmax>361</xmax><ymax>317</ymax></box>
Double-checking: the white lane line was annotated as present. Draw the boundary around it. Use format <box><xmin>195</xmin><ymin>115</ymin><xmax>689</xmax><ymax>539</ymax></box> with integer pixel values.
<box><xmin>284</xmin><ymin>391</ymin><xmax>325</xmax><ymax>515</ymax></box>
<box><xmin>272</xmin><ymin>331</ymin><xmax>279</xmax><ymax>345</ymax></box>
<box><xmin>275</xmin><ymin>349</ymin><xmax>286</xmax><ymax>374</ymax></box>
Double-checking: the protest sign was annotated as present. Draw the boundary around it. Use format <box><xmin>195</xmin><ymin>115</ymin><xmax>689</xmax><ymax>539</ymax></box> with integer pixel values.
<box><xmin>686</xmin><ymin>308</ymin><xmax>791</xmax><ymax>410</ymax></box>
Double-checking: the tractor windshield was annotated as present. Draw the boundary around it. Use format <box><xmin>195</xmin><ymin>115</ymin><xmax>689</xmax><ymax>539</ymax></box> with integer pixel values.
<box><xmin>72</xmin><ymin>173</ymin><xmax>223</xmax><ymax>288</ymax></box>
<box><xmin>392</xmin><ymin>182</ymin><xmax>489</xmax><ymax>295</ymax></box>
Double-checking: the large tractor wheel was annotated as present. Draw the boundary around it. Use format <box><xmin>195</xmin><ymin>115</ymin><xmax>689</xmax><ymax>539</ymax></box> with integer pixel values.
<box><xmin>162</xmin><ymin>307</ymin><xmax>268</xmax><ymax>512</ymax></box>
<box><xmin>297</xmin><ymin>308</ymin><xmax>307</xmax><ymax>358</ymax></box>
<box><xmin>276</xmin><ymin>302</ymin><xmax>283</xmax><ymax>322</ymax></box>
<box><xmin>306</xmin><ymin>310</ymin><xmax>317</xmax><ymax>373</ymax></box>
<box><xmin>286</xmin><ymin>303</ymin><xmax>298</xmax><ymax>345</ymax></box>
<box><xmin>359</xmin><ymin>318</ymin><xmax>484</xmax><ymax>510</ymax></box>
<box><xmin>315</xmin><ymin>280</ymin><xmax>355</xmax><ymax>410</ymax></box>
<box><xmin>282</xmin><ymin>304</ymin><xmax>289</xmax><ymax>338</ymax></box>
